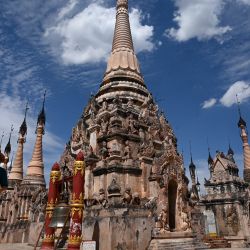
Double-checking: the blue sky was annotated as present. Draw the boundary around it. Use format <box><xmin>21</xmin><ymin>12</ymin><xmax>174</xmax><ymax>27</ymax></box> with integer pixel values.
<box><xmin>0</xmin><ymin>0</ymin><xmax>250</xmax><ymax>187</ymax></box>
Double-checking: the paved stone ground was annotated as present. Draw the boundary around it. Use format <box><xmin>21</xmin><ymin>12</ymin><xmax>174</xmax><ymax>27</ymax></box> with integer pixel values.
<box><xmin>0</xmin><ymin>244</ymin><xmax>250</xmax><ymax>250</ymax></box>
<box><xmin>0</xmin><ymin>244</ymin><xmax>34</xmax><ymax>250</ymax></box>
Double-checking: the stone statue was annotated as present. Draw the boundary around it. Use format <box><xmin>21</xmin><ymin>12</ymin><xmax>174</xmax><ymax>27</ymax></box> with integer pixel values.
<box><xmin>132</xmin><ymin>192</ymin><xmax>141</xmax><ymax>205</ymax></box>
<box><xmin>70</xmin><ymin>128</ymin><xmax>83</xmax><ymax>157</ymax></box>
<box><xmin>158</xmin><ymin>206</ymin><xmax>169</xmax><ymax>231</ymax></box>
<box><xmin>127</xmin><ymin>98</ymin><xmax>133</xmax><ymax>109</ymax></box>
<box><xmin>89</xmin><ymin>95</ymin><xmax>98</xmax><ymax>115</ymax></box>
<box><xmin>100</xmin><ymin>118</ymin><xmax>109</xmax><ymax>136</ymax></box>
<box><xmin>127</xmin><ymin>114</ymin><xmax>137</xmax><ymax>134</ymax></box>
<box><xmin>99</xmin><ymin>141</ymin><xmax>109</xmax><ymax>160</ymax></box>
<box><xmin>123</xmin><ymin>187</ymin><xmax>132</xmax><ymax>205</ymax></box>
<box><xmin>99</xmin><ymin>189</ymin><xmax>108</xmax><ymax>208</ymax></box>
<box><xmin>62</xmin><ymin>162</ymin><xmax>71</xmax><ymax>178</ymax></box>
<box><xmin>91</xmin><ymin>193</ymin><xmax>99</xmax><ymax>206</ymax></box>
<box><xmin>100</xmin><ymin>98</ymin><xmax>108</xmax><ymax>112</ymax></box>
<box><xmin>139</xmin><ymin>128</ymin><xmax>145</xmax><ymax>141</ymax></box>
<box><xmin>181</xmin><ymin>209</ymin><xmax>191</xmax><ymax>232</ymax></box>
<box><xmin>124</xmin><ymin>141</ymin><xmax>132</xmax><ymax>160</ymax></box>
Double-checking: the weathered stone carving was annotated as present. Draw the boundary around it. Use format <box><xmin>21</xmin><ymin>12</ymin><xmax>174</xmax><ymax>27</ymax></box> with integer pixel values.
<box><xmin>180</xmin><ymin>209</ymin><xmax>191</xmax><ymax>232</ymax></box>
<box><xmin>108</xmin><ymin>179</ymin><xmax>121</xmax><ymax>195</ymax></box>
<box><xmin>127</xmin><ymin>114</ymin><xmax>137</xmax><ymax>134</ymax></box>
<box><xmin>100</xmin><ymin>98</ymin><xmax>108</xmax><ymax>112</ymax></box>
<box><xmin>124</xmin><ymin>141</ymin><xmax>132</xmax><ymax>160</ymax></box>
<box><xmin>99</xmin><ymin>118</ymin><xmax>109</xmax><ymax>136</ymax></box>
<box><xmin>131</xmin><ymin>192</ymin><xmax>140</xmax><ymax>205</ymax></box>
<box><xmin>99</xmin><ymin>189</ymin><xmax>108</xmax><ymax>208</ymax></box>
<box><xmin>99</xmin><ymin>141</ymin><xmax>109</xmax><ymax>160</ymax></box>
<box><xmin>123</xmin><ymin>187</ymin><xmax>132</xmax><ymax>205</ymax></box>
<box><xmin>158</xmin><ymin>206</ymin><xmax>169</xmax><ymax>231</ymax></box>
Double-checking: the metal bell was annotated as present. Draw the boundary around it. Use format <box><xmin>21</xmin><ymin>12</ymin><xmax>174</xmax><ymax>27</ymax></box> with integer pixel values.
<box><xmin>49</xmin><ymin>201</ymin><xmax>70</xmax><ymax>228</ymax></box>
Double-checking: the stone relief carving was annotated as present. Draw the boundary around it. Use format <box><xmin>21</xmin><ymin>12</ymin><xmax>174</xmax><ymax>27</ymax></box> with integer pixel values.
<box><xmin>124</xmin><ymin>141</ymin><xmax>132</xmax><ymax>160</ymax></box>
<box><xmin>158</xmin><ymin>206</ymin><xmax>169</xmax><ymax>231</ymax></box>
<box><xmin>99</xmin><ymin>141</ymin><xmax>110</xmax><ymax>160</ymax></box>
<box><xmin>131</xmin><ymin>192</ymin><xmax>141</xmax><ymax>205</ymax></box>
<box><xmin>98</xmin><ymin>189</ymin><xmax>108</xmax><ymax>208</ymax></box>
<box><xmin>123</xmin><ymin>187</ymin><xmax>132</xmax><ymax>205</ymax></box>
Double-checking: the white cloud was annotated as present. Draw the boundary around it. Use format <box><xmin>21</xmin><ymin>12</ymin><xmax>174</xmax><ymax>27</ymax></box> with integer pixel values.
<box><xmin>202</xmin><ymin>81</ymin><xmax>250</xmax><ymax>109</ymax></box>
<box><xmin>166</xmin><ymin>0</ymin><xmax>231</xmax><ymax>42</ymax></box>
<box><xmin>44</xmin><ymin>3</ymin><xmax>154</xmax><ymax>65</ymax></box>
<box><xmin>57</xmin><ymin>0</ymin><xmax>79</xmax><ymax>21</ymax></box>
<box><xmin>220</xmin><ymin>81</ymin><xmax>250</xmax><ymax>107</ymax></box>
<box><xmin>237</xmin><ymin>0</ymin><xmax>250</xmax><ymax>5</ymax></box>
<box><xmin>202</xmin><ymin>98</ymin><xmax>217</xmax><ymax>109</ymax></box>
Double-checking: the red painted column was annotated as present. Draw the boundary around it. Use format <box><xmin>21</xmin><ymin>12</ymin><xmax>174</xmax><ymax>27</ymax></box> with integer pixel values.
<box><xmin>68</xmin><ymin>152</ymin><xmax>85</xmax><ymax>250</ymax></box>
<box><xmin>41</xmin><ymin>162</ymin><xmax>61</xmax><ymax>250</ymax></box>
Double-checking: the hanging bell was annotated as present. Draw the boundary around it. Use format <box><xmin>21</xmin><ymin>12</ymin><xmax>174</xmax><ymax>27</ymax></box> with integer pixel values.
<box><xmin>49</xmin><ymin>200</ymin><xmax>70</xmax><ymax>228</ymax></box>
<box><xmin>49</xmin><ymin>182</ymin><xmax>70</xmax><ymax>228</ymax></box>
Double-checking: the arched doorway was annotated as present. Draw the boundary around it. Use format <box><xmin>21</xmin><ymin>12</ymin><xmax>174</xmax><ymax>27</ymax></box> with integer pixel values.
<box><xmin>92</xmin><ymin>221</ymin><xmax>100</xmax><ymax>250</ymax></box>
<box><xmin>168</xmin><ymin>179</ymin><xmax>177</xmax><ymax>231</ymax></box>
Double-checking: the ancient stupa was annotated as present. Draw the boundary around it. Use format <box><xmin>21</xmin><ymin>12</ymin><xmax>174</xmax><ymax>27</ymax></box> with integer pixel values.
<box><xmin>59</xmin><ymin>0</ymin><xmax>197</xmax><ymax>249</ymax></box>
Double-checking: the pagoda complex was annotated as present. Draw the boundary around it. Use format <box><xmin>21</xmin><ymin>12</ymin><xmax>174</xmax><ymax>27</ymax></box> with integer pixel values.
<box><xmin>1</xmin><ymin>0</ymin><xmax>250</xmax><ymax>249</ymax></box>
<box><xmin>197</xmin><ymin>114</ymin><xmax>250</xmax><ymax>248</ymax></box>
<box><xmin>0</xmin><ymin>98</ymin><xmax>47</xmax><ymax>244</ymax></box>
<box><xmin>57</xmin><ymin>0</ymin><xmax>203</xmax><ymax>249</ymax></box>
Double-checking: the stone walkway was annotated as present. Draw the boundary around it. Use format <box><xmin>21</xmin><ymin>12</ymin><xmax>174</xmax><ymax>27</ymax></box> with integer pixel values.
<box><xmin>0</xmin><ymin>244</ymin><xmax>250</xmax><ymax>250</ymax></box>
<box><xmin>0</xmin><ymin>244</ymin><xmax>34</xmax><ymax>250</ymax></box>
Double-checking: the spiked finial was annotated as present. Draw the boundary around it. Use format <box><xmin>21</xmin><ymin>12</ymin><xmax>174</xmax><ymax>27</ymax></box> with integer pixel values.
<box><xmin>117</xmin><ymin>0</ymin><xmax>128</xmax><ymax>9</ymax></box>
<box><xmin>4</xmin><ymin>125</ymin><xmax>14</xmax><ymax>156</ymax></box>
<box><xmin>227</xmin><ymin>143</ymin><xmax>235</xmax><ymax>163</ymax></box>
<box><xmin>19</xmin><ymin>102</ymin><xmax>28</xmax><ymax>137</ymax></box>
<box><xmin>189</xmin><ymin>140</ymin><xmax>193</xmax><ymax>163</ymax></box>
<box><xmin>37</xmin><ymin>90</ymin><xmax>46</xmax><ymax>128</ymax></box>
<box><xmin>228</xmin><ymin>144</ymin><xmax>234</xmax><ymax>155</ymax></box>
<box><xmin>236</xmin><ymin>94</ymin><xmax>247</xmax><ymax>128</ymax></box>
<box><xmin>206</xmin><ymin>138</ymin><xmax>213</xmax><ymax>165</ymax></box>
<box><xmin>208</xmin><ymin>149</ymin><xmax>213</xmax><ymax>165</ymax></box>
<box><xmin>189</xmin><ymin>141</ymin><xmax>196</xmax><ymax>176</ymax></box>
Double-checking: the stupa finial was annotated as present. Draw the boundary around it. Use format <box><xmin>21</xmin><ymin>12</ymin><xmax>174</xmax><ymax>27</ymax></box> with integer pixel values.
<box><xmin>112</xmin><ymin>0</ymin><xmax>133</xmax><ymax>51</ymax></box>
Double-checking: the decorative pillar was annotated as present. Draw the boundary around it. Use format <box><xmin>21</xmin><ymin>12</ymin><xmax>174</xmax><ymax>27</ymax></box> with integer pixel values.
<box><xmin>41</xmin><ymin>163</ymin><xmax>61</xmax><ymax>250</ymax></box>
<box><xmin>9</xmin><ymin>104</ymin><xmax>28</xmax><ymax>185</ymax></box>
<box><xmin>68</xmin><ymin>152</ymin><xmax>85</xmax><ymax>250</ymax></box>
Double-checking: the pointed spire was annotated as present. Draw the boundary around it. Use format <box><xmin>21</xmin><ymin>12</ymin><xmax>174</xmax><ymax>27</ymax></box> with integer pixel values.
<box><xmin>104</xmin><ymin>0</ymin><xmax>141</xmax><ymax>79</ymax></box>
<box><xmin>189</xmin><ymin>141</ymin><xmax>196</xmax><ymax>185</ymax></box>
<box><xmin>236</xmin><ymin>95</ymin><xmax>250</xmax><ymax>182</ymax></box>
<box><xmin>206</xmin><ymin>138</ymin><xmax>214</xmax><ymax>166</ymax></box>
<box><xmin>37</xmin><ymin>91</ymin><xmax>46</xmax><ymax>131</ymax></box>
<box><xmin>96</xmin><ymin>0</ymin><xmax>151</xmax><ymax>104</ymax></box>
<box><xmin>24</xmin><ymin>94</ymin><xmax>46</xmax><ymax>186</ymax></box>
<box><xmin>4</xmin><ymin>125</ymin><xmax>13</xmax><ymax>157</ymax></box>
<box><xmin>228</xmin><ymin>144</ymin><xmax>234</xmax><ymax>156</ymax></box>
<box><xmin>237</xmin><ymin>94</ymin><xmax>247</xmax><ymax>128</ymax></box>
<box><xmin>227</xmin><ymin>144</ymin><xmax>235</xmax><ymax>163</ymax></box>
<box><xmin>112</xmin><ymin>0</ymin><xmax>134</xmax><ymax>51</ymax></box>
<box><xmin>19</xmin><ymin>102</ymin><xmax>28</xmax><ymax>137</ymax></box>
<box><xmin>9</xmin><ymin>104</ymin><xmax>29</xmax><ymax>184</ymax></box>
<box><xmin>207</xmin><ymin>148</ymin><xmax>214</xmax><ymax>166</ymax></box>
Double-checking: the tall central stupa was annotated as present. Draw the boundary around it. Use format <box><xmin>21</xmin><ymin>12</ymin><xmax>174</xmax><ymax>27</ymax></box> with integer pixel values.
<box><xmin>60</xmin><ymin>1</ymin><xmax>195</xmax><ymax>249</ymax></box>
